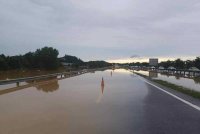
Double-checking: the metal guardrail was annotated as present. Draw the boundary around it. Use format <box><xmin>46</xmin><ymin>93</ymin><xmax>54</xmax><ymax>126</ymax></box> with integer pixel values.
<box><xmin>159</xmin><ymin>69</ymin><xmax>200</xmax><ymax>73</ymax></box>
<box><xmin>0</xmin><ymin>67</ymin><xmax>111</xmax><ymax>85</ymax></box>
<box><xmin>0</xmin><ymin>72</ymin><xmax>69</xmax><ymax>85</ymax></box>
<box><xmin>131</xmin><ymin>67</ymin><xmax>200</xmax><ymax>73</ymax></box>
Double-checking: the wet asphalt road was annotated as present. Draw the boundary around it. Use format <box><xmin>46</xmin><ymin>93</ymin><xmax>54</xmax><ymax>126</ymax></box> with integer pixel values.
<box><xmin>134</xmin><ymin>77</ymin><xmax>200</xmax><ymax>134</ymax></box>
<box><xmin>0</xmin><ymin>69</ymin><xmax>200</xmax><ymax>134</ymax></box>
<box><xmin>97</xmin><ymin>73</ymin><xmax>200</xmax><ymax>134</ymax></box>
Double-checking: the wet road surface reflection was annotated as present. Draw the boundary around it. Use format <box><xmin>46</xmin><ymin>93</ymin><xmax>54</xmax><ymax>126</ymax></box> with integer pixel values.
<box><xmin>0</xmin><ymin>77</ymin><xmax>61</xmax><ymax>95</ymax></box>
<box><xmin>0</xmin><ymin>69</ymin><xmax>150</xmax><ymax>134</ymax></box>
<box><xmin>134</xmin><ymin>70</ymin><xmax>200</xmax><ymax>92</ymax></box>
<box><xmin>96</xmin><ymin>77</ymin><xmax>105</xmax><ymax>103</ymax></box>
<box><xmin>1</xmin><ymin>69</ymin><xmax>199</xmax><ymax>134</ymax></box>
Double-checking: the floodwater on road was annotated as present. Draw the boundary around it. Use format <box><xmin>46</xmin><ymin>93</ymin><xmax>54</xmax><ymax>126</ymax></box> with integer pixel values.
<box><xmin>0</xmin><ymin>69</ymin><xmax>149</xmax><ymax>134</ymax></box>
<box><xmin>134</xmin><ymin>70</ymin><xmax>200</xmax><ymax>92</ymax></box>
<box><xmin>1</xmin><ymin>69</ymin><xmax>200</xmax><ymax>134</ymax></box>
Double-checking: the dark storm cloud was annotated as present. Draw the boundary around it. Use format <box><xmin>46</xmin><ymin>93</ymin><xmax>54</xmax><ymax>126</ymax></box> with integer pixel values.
<box><xmin>0</xmin><ymin>0</ymin><xmax>200</xmax><ymax>61</ymax></box>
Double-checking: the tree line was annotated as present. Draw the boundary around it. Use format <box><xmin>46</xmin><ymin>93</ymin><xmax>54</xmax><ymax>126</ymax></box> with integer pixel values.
<box><xmin>0</xmin><ymin>46</ymin><xmax>112</xmax><ymax>71</ymax></box>
<box><xmin>129</xmin><ymin>57</ymin><xmax>200</xmax><ymax>69</ymax></box>
<box><xmin>0</xmin><ymin>47</ymin><xmax>59</xmax><ymax>70</ymax></box>
<box><xmin>84</xmin><ymin>61</ymin><xmax>112</xmax><ymax>69</ymax></box>
<box><xmin>59</xmin><ymin>55</ymin><xmax>83</xmax><ymax>64</ymax></box>
<box><xmin>159</xmin><ymin>58</ymin><xmax>200</xmax><ymax>69</ymax></box>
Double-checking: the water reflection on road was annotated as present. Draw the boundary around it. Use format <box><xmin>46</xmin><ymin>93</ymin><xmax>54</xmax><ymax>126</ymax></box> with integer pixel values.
<box><xmin>134</xmin><ymin>70</ymin><xmax>200</xmax><ymax>92</ymax></box>
<box><xmin>35</xmin><ymin>79</ymin><xmax>59</xmax><ymax>93</ymax></box>
<box><xmin>96</xmin><ymin>77</ymin><xmax>105</xmax><ymax>103</ymax></box>
<box><xmin>0</xmin><ymin>77</ymin><xmax>60</xmax><ymax>95</ymax></box>
<box><xmin>0</xmin><ymin>69</ymin><xmax>149</xmax><ymax>134</ymax></box>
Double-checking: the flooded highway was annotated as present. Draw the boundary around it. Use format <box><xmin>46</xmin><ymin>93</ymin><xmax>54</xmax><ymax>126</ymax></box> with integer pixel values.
<box><xmin>0</xmin><ymin>69</ymin><xmax>200</xmax><ymax>134</ymax></box>
<box><xmin>134</xmin><ymin>70</ymin><xmax>200</xmax><ymax>92</ymax></box>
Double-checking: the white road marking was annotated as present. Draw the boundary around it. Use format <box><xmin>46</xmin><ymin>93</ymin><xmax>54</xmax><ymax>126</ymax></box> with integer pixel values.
<box><xmin>137</xmin><ymin>76</ymin><xmax>200</xmax><ymax>112</ymax></box>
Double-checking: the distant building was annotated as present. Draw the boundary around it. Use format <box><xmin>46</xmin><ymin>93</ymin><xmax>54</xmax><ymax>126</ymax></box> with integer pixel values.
<box><xmin>149</xmin><ymin>58</ymin><xmax>158</xmax><ymax>66</ymax></box>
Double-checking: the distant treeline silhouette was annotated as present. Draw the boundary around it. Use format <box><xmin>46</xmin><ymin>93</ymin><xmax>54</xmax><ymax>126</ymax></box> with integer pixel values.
<box><xmin>84</xmin><ymin>61</ymin><xmax>112</xmax><ymax>69</ymax></box>
<box><xmin>159</xmin><ymin>58</ymin><xmax>200</xmax><ymax>69</ymax></box>
<box><xmin>0</xmin><ymin>46</ymin><xmax>112</xmax><ymax>70</ymax></box>
<box><xmin>58</xmin><ymin>53</ymin><xmax>112</xmax><ymax>69</ymax></box>
<box><xmin>59</xmin><ymin>55</ymin><xmax>83</xmax><ymax>64</ymax></box>
<box><xmin>0</xmin><ymin>47</ymin><xmax>59</xmax><ymax>70</ymax></box>
<box><xmin>129</xmin><ymin>57</ymin><xmax>200</xmax><ymax>69</ymax></box>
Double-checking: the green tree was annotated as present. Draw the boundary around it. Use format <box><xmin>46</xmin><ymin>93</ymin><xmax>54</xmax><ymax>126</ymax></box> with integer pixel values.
<box><xmin>185</xmin><ymin>60</ymin><xmax>194</xmax><ymax>69</ymax></box>
<box><xmin>194</xmin><ymin>57</ymin><xmax>200</xmax><ymax>69</ymax></box>
<box><xmin>23</xmin><ymin>52</ymin><xmax>36</xmax><ymax>68</ymax></box>
<box><xmin>174</xmin><ymin>59</ymin><xmax>184</xmax><ymax>69</ymax></box>
<box><xmin>7</xmin><ymin>55</ymin><xmax>23</xmax><ymax>69</ymax></box>
<box><xmin>35</xmin><ymin>47</ymin><xmax>59</xmax><ymax>69</ymax></box>
<box><xmin>0</xmin><ymin>54</ymin><xmax>8</xmax><ymax>70</ymax></box>
<box><xmin>61</xmin><ymin>55</ymin><xmax>83</xmax><ymax>64</ymax></box>
<box><xmin>159</xmin><ymin>60</ymin><xmax>173</xmax><ymax>68</ymax></box>
<box><xmin>141</xmin><ymin>62</ymin><xmax>148</xmax><ymax>67</ymax></box>
<box><xmin>86</xmin><ymin>61</ymin><xmax>111</xmax><ymax>68</ymax></box>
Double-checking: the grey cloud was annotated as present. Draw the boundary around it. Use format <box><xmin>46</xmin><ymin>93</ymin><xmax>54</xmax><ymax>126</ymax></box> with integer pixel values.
<box><xmin>0</xmin><ymin>0</ymin><xmax>200</xmax><ymax>61</ymax></box>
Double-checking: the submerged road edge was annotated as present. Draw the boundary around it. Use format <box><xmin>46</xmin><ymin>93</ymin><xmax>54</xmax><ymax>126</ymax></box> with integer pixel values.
<box><xmin>137</xmin><ymin>75</ymin><xmax>200</xmax><ymax>112</ymax></box>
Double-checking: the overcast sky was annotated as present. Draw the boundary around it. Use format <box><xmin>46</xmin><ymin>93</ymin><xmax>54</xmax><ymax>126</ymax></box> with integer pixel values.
<box><xmin>0</xmin><ymin>0</ymin><xmax>200</xmax><ymax>63</ymax></box>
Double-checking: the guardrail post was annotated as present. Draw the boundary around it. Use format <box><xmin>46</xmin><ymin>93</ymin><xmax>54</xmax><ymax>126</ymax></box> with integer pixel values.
<box><xmin>16</xmin><ymin>82</ymin><xmax>19</xmax><ymax>87</ymax></box>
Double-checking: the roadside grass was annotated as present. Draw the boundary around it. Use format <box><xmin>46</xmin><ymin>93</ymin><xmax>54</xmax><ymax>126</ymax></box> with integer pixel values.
<box><xmin>134</xmin><ymin>72</ymin><xmax>148</xmax><ymax>78</ymax></box>
<box><xmin>152</xmin><ymin>80</ymin><xmax>200</xmax><ymax>99</ymax></box>
<box><xmin>133</xmin><ymin>72</ymin><xmax>200</xmax><ymax>99</ymax></box>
